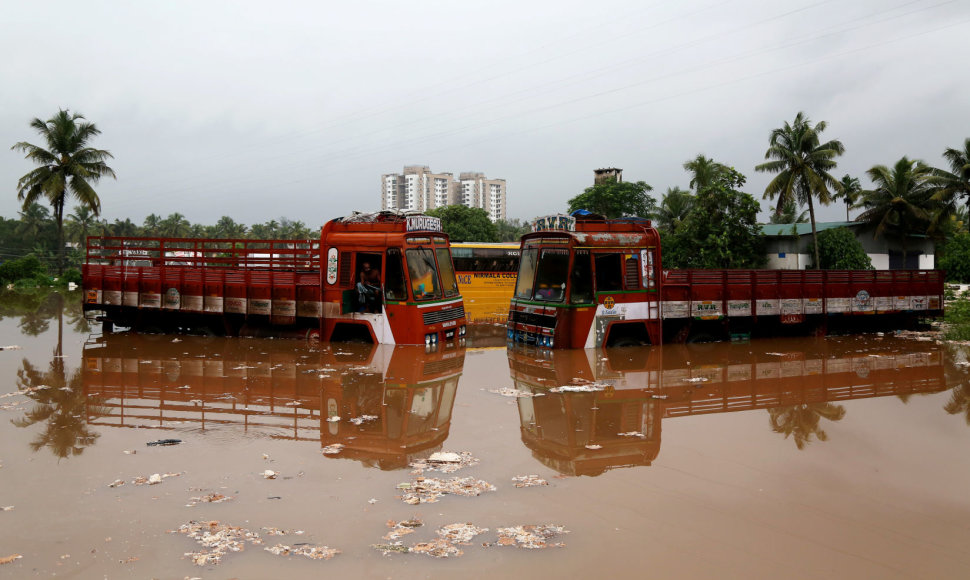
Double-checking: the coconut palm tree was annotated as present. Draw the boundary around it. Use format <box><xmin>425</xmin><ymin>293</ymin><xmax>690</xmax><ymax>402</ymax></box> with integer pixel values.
<box><xmin>835</xmin><ymin>174</ymin><xmax>862</xmax><ymax>221</ymax></box>
<box><xmin>215</xmin><ymin>216</ymin><xmax>248</xmax><ymax>239</ymax></box>
<box><xmin>65</xmin><ymin>205</ymin><xmax>98</xmax><ymax>247</ymax></box>
<box><xmin>683</xmin><ymin>154</ymin><xmax>731</xmax><ymax>193</ymax></box>
<box><xmin>17</xmin><ymin>202</ymin><xmax>53</xmax><ymax>243</ymax></box>
<box><xmin>142</xmin><ymin>213</ymin><xmax>162</xmax><ymax>236</ymax></box>
<box><xmin>11</xmin><ymin>109</ymin><xmax>116</xmax><ymax>274</ymax></box>
<box><xmin>857</xmin><ymin>157</ymin><xmax>937</xmax><ymax>263</ymax></box>
<box><xmin>111</xmin><ymin>218</ymin><xmax>139</xmax><ymax>237</ymax></box>
<box><xmin>768</xmin><ymin>198</ymin><xmax>809</xmax><ymax>224</ymax></box>
<box><xmin>159</xmin><ymin>212</ymin><xmax>191</xmax><ymax>238</ymax></box>
<box><xmin>755</xmin><ymin>112</ymin><xmax>845</xmax><ymax>268</ymax></box>
<box><xmin>655</xmin><ymin>187</ymin><xmax>694</xmax><ymax>234</ymax></box>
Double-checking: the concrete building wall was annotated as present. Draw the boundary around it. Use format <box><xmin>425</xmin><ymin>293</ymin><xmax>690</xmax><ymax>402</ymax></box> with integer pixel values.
<box><xmin>382</xmin><ymin>166</ymin><xmax>507</xmax><ymax>220</ymax></box>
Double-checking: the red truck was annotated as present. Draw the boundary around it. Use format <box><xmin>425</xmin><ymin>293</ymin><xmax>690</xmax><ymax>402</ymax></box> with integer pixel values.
<box><xmin>82</xmin><ymin>212</ymin><xmax>467</xmax><ymax>347</ymax></box>
<box><xmin>507</xmin><ymin>214</ymin><xmax>944</xmax><ymax>348</ymax></box>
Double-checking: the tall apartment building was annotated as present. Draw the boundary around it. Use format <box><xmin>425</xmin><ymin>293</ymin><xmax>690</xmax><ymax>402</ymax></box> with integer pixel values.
<box><xmin>381</xmin><ymin>165</ymin><xmax>507</xmax><ymax>221</ymax></box>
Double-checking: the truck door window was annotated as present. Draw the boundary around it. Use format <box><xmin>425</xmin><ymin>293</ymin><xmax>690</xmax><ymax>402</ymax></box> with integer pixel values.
<box><xmin>571</xmin><ymin>250</ymin><xmax>593</xmax><ymax>304</ymax></box>
<box><xmin>514</xmin><ymin>248</ymin><xmax>538</xmax><ymax>299</ymax></box>
<box><xmin>434</xmin><ymin>247</ymin><xmax>460</xmax><ymax>297</ymax></box>
<box><xmin>533</xmin><ymin>248</ymin><xmax>569</xmax><ymax>302</ymax></box>
<box><xmin>384</xmin><ymin>249</ymin><xmax>407</xmax><ymax>301</ymax></box>
<box><xmin>595</xmin><ymin>253</ymin><xmax>623</xmax><ymax>292</ymax></box>
<box><xmin>405</xmin><ymin>248</ymin><xmax>441</xmax><ymax>300</ymax></box>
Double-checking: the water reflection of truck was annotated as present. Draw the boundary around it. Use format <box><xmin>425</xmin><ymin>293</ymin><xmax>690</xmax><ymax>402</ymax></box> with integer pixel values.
<box><xmin>82</xmin><ymin>212</ymin><xmax>467</xmax><ymax>346</ymax></box>
<box><xmin>508</xmin><ymin>213</ymin><xmax>944</xmax><ymax>348</ymax></box>
<box><xmin>507</xmin><ymin>339</ymin><xmax>947</xmax><ymax>476</ymax></box>
<box><xmin>81</xmin><ymin>334</ymin><xmax>464</xmax><ymax>469</ymax></box>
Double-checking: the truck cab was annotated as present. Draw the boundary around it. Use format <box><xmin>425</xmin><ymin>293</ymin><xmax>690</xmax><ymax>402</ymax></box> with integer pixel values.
<box><xmin>507</xmin><ymin>213</ymin><xmax>662</xmax><ymax>349</ymax></box>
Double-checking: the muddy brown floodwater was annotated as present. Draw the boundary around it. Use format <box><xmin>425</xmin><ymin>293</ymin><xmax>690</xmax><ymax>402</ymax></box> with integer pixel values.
<box><xmin>2</xmin><ymin>292</ymin><xmax>970</xmax><ymax>578</ymax></box>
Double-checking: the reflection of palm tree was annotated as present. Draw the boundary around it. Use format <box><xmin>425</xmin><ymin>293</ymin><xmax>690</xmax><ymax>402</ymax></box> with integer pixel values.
<box><xmin>944</xmin><ymin>384</ymin><xmax>970</xmax><ymax>425</ymax></box>
<box><xmin>768</xmin><ymin>403</ymin><xmax>846</xmax><ymax>450</ymax></box>
<box><xmin>11</xmin><ymin>293</ymin><xmax>106</xmax><ymax>457</ymax></box>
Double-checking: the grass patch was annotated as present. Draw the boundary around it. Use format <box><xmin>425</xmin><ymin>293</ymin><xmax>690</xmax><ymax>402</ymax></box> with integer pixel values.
<box><xmin>945</xmin><ymin>296</ymin><xmax>970</xmax><ymax>340</ymax></box>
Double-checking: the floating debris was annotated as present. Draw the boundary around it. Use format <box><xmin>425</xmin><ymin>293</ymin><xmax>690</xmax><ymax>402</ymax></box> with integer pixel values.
<box><xmin>487</xmin><ymin>387</ymin><xmax>544</xmax><ymax>398</ymax></box>
<box><xmin>326</xmin><ymin>416</ymin><xmax>341</xmax><ymax>423</ymax></box>
<box><xmin>411</xmin><ymin>539</ymin><xmax>463</xmax><ymax>558</ymax></box>
<box><xmin>511</xmin><ymin>475</ymin><xmax>548</xmax><ymax>488</ymax></box>
<box><xmin>128</xmin><ymin>472</ymin><xmax>182</xmax><ymax>486</ymax></box>
<box><xmin>683</xmin><ymin>377</ymin><xmax>708</xmax><ymax>383</ymax></box>
<box><xmin>174</xmin><ymin>520</ymin><xmax>263</xmax><ymax>566</ymax></box>
<box><xmin>371</xmin><ymin>542</ymin><xmax>410</xmax><ymax>555</ymax></box>
<box><xmin>437</xmin><ymin>523</ymin><xmax>489</xmax><ymax>544</ymax></box>
<box><xmin>0</xmin><ymin>345</ymin><xmax>22</xmax><ymax>351</ymax></box>
<box><xmin>368</xmin><ymin>498</ymin><xmax>379</xmax><ymax>504</ymax></box>
<box><xmin>0</xmin><ymin>506</ymin><xmax>13</xmax><ymax>511</ymax></box>
<box><xmin>349</xmin><ymin>414</ymin><xmax>378</xmax><ymax>425</ymax></box>
<box><xmin>107</xmin><ymin>479</ymin><xmax>125</xmax><ymax>488</ymax></box>
<box><xmin>321</xmin><ymin>444</ymin><xmax>344</xmax><ymax>455</ymax></box>
<box><xmin>146</xmin><ymin>439</ymin><xmax>182</xmax><ymax>446</ymax></box>
<box><xmin>0</xmin><ymin>554</ymin><xmax>22</xmax><ymax>565</ymax></box>
<box><xmin>186</xmin><ymin>493</ymin><xmax>233</xmax><ymax>507</ymax></box>
<box><xmin>617</xmin><ymin>432</ymin><xmax>646</xmax><ymax>438</ymax></box>
<box><xmin>260</xmin><ymin>527</ymin><xmax>288</xmax><ymax>536</ymax></box>
<box><xmin>262</xmin><ymin>470</ymin><xmax>278</xmax><ymax>480</ymax></box>
<box><xmin>410</xmin><ymin>451</ymin><xmax>479</xmax><ymax>474</ymax></box>
<box><xmin>123</xmin><ymin>450</ymin><xmax>137</xmax><ymax>455</ymax></box>
<box><xmin>384</xmin><ymin>518</ymin><xmax>423</xmax><ymax>541</ymax></box>
<box><xmin>264</xmin><ymin>544</ymin><xmax>339</xmax><ymax>560</ymax></box>
<box><xmin>550</xmin><ymin>384</ymin><xmax>606</xmax><ymax>393</ymax></box>
<box><xmin>398</xmin><ymin>476</ymin><xmax>496</xmax><ymax>504</ymax></box>
<box><xmin>584</xmin><ymin>444</ymin><xmax>602</xmax><ymax>450</ymax></box>
<box><xmin>491</xmin><ymin>525</ymin><xmax>568</xmax><ymax>549</ymax></box>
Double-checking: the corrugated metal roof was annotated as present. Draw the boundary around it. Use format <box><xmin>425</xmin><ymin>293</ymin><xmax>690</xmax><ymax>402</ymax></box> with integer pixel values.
<box><xmin>760</xmin><ymin>221</ymin><xmax>862</xmax><ymax>237</ymax></box>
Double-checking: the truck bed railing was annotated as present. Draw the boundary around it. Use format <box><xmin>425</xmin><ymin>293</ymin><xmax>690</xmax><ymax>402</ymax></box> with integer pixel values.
<box><xmin>85</xmin><ymin>236</ymin><xmax>320</xmax><ymax>272</ymax></box>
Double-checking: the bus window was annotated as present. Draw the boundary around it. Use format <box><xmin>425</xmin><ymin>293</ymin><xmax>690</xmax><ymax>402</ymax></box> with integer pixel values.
<box><xmin>384</xmin><ymin>249</ymin><xmax>407</xmax><ymax>301</ymax></box>
<box><xmin>514</xmin><ymin>248</ymin><xmax>538</xmax><ymax>299</ymax></box>
<box><xmin>571</xmin><ymin>250</ymin><xmax>593</xmax><ymax>304</ymax></box>
<box><xmin>435</xmin><ymin>247</ymin><xmax>459</xmax><ymax>297</ymax></box>
<box><xmin>406</xmin><ymin>248</ymin><xmax>441</xmax><ymax>300</ymax></box>
<box><xmin>595</xmin><ymin>253</ymin><xmax>623</xmax><ymax>292</ymax></box>
<box><xmin>533</xmin><ymin>248</ymin><xmax>569</xmax><ymax>302</ymax></box>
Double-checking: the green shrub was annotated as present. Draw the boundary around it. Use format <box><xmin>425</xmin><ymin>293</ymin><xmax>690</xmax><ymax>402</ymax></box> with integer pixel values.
<box><xmin>940</xmin><ymin>233</ymin><xmax>970</xmax><ymax>283</ymax></box>
<box><xmin>58</xmin><ymin>268</ymin><xmax>82</xmax><ymax>287</ymax></box>
<box><xmin>0</xmin><ymin>255</ymin><xmax>46</xmax><ymax>285</ymax></box>
<box><xmin>815</xmin><ymin>227</ymin><xmax>873</xmax><ymax>270</ymax></box>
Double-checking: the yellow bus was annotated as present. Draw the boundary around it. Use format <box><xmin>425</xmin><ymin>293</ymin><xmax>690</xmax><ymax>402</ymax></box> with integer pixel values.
<box><xmin>451</xmin><ymin>242</ymin><xmax>520</xmax><ymax>324</ymax></box>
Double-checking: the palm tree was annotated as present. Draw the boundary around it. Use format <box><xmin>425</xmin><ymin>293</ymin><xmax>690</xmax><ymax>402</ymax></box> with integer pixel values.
<box><xmin>835</xmin><ymin>174</ymin><xmax>862</xmax><ymax>221</ymax></box>
<box><xmin>17</xmin><ymin>202</ymin><xmax>52</xmax><ymax>242</ymax></box>
<box><xmin>159</xmin><ymin>212</ymin><xmax>191</xmax><ymax>238</ymax></box>
<box><xmin>755</xmin><ymin>112</ymin><xmax>845</xmax><ymax>268</ymax></box>
<box><xmin>111</xmin><ymin>218</ymin><xmax>139</xmax><ymax>237</ymax></box>
<box><xmin>856</xmin><ymin>157</ymin><xmax>936</xmax><ymax>263</ymax></box>
<box><xmin>143</xmin><ymin>213</ymin><xmax>162</xmax><ymax>236</ymax></box>
<box><xmin>768</xmin><ymin>198</ymin><xmax>809</xmax><ymax>224</ymax></box>
<box><xmin>11</xmin><ymin>109</ymin><xmax>116</xmax><ymax>274</ymax></box>
<box><xmin>65</xmin><ymin>205</ymin><xmax>98</xmax><ymax>247</ymax></box>
<box><xmin>656</xmin><ymin>187</ymin><xmax>694</xmax><ymax>234</ymax></box>
<box><xmin>683</xmin><ymin>154</ymin><xmax>730</xmax><ymax>193</ymax></box>
<box><xmin>215</xmin><ymin>216</ymin><xmax>247</xmax><ymax>239</ymax></box>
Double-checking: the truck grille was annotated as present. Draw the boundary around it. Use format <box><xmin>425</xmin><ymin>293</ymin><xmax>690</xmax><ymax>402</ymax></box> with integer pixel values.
<box><xmin>509</xmin><ymin>310</ymin><xmax>557</xmax><ymax>329</ymax></box>
<box><xmin>422</xmin><ymin>305</ymin><xmax>465</xmax><ymax>325</ymax></box>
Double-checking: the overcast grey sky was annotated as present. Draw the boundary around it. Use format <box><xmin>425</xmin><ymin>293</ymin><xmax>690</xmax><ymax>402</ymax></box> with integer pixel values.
<box><xmin>2</xmin><ymin>0</ymin><xmax>968</xmax><ymax>228</ymax></box>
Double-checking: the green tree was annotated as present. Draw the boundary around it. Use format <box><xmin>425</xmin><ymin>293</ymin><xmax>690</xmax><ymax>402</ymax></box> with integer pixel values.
<box><xmin>684</xmin><ymin>154</ymin><xmax>732</xmax><ymax>193</ymax></box>
<box><xmin>755</xmin><ymin>112</ymin><xmax>845</xmax><ymax>269</ymax></box>
<box><xmin>494</xmin><ymin>218</ymin><xmax>530</xmax><ymax>243</ymax></box>
<box><xmin>566</xmin><ymin>180</ymin><xmax>655</xmax><ymax>218</ymax></box>
<box><xmin>665</xmin><ymin>164</ymin><xmax>765</xmax><ymax>269</ymax></box>
<box><xmin>815</xmin><ymin>227</ymin><xmax>873</xmax><ymax>270</ymax></box>
<box><xmin>426</xmin><ymin>205</ymin><xmax>498</xmax><ymax>242</ymax></box>
<box><xmin>142</xmin><ymin>213</ymin><xmax>162</xmax><ymax>236</ymax></box>
<box><xmin>655</xmin><ymin>187</ymin><xmax>694</xmax><ymax>234</ymax></box>
<box><xmin>159</xmin><ymin>212</ymin><xmax>191</xmax><ymax>238</ymax></box>
<box><xmin>215</xmin><ymin>216</ymin><xmax>248</xmax><ymax>239</ymax></box>
<box><xmin>835</xmin><ymin>174</ymin><xmax>862</xmax><ymax>221</ymax></box>
<box><xmin>857</xmin><ymin>157</ymin><xmax>936</xmax><ymax>263</ymax></box>
<box><xmin>11</xmin><ymin>109</ymin><xmax>116</xmax><ymax>273</ymax></box>
<box><xmin>768</xmin><ymin>198</ymin><xmax>808</xmax><ymax>224</ymax></box>
<box><xmin>65</xmin><ymin>205</ymin><xmax>98</xmax><ymax>247</ymax></box>
<box><xmin>111</xmin><ymin>218</ymin><xmax>139</xmax><ymax>237</ymax></box>
<box><xmin>931</xmin><ymin>138</ymin><xmax>970</xmax><ymax>206</ymax></box>
<box><xmin>16</xmin><ymin>202</ymin><xmax>54</xmax><ymax>246</ymax></box>
<box><xmin>250</xmin><ymin>219</ymin><xmax>280</xmax><ymax>239</ymax></box>
<box><xmin>939</xmin><ymin>232</ymin><xmax>970</xmax><ymax>282</ymax></box>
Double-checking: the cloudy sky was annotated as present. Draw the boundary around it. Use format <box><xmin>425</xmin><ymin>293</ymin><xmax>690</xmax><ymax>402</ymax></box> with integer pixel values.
<box><xmin>2</xmin><ymin>0</ymin><xmax>968</xmax><ymax>228</ymax></box>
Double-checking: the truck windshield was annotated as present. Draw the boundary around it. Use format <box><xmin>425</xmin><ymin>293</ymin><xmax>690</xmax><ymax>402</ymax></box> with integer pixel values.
<box><xmin>435</xmin><ymin>247</ymin><xmax>460</xmax><ymax>298</ymax></box>
<box><xmin>532</xmin><ymin>248</ymin><xmax>569</xmax><ymax>302</ymax></box>
<box><xmin>514</xmin><ymin>248</ymin><xmax>538</xmax><ymax>299</ymax></box>
<box><xmin>405</xmin><ymin>248</ymin><xmax>441</xmax><ymax>301</ymax></box>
